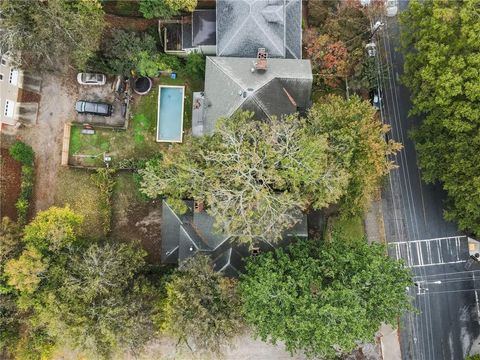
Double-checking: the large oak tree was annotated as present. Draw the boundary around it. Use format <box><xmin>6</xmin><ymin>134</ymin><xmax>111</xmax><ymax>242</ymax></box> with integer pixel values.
<box><xmin>239</xmin><ymin>238</ymin><xmax>413</xmax><ymax>359</ymax></box>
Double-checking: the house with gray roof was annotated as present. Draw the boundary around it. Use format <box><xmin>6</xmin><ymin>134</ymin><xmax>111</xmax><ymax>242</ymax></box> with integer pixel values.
<box><xmin>217</xmin><ymin>0</ymin><xmax>302</xmax><ymax>59</ymax></box>
<box><xmin>161</xmin><ymin>200</ymin><xmax>308</xmax><ymax>277</ymax></box>
<box><xmin>192</xmin><ymin>56</ymin><xmax>312</xmax><ymax>136</ymax></box>
<box><xmin>160</xmin><ymin>0</ymin><xmax>302</xmax><ymax>59</ymax></box>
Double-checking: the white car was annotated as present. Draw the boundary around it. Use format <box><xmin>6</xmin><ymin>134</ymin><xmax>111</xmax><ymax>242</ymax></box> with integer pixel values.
<box><xmin>77</xmin><ymin>73</ymin><xmax>106</xmax><ymax>86</ymax></box>
<box><xmin>385</xmin><ymin>0</ymin><xmax>398</xmax><ymax>17</ymax></box>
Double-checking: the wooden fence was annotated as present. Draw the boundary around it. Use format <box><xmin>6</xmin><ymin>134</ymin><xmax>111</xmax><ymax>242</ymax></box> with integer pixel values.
<box><xmin>61</xmin><ymin>123</ymin><xmax>71</xmax><ymax>166</ymax></box>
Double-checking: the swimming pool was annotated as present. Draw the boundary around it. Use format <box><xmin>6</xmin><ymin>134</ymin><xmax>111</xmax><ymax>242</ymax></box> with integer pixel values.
<box><xmin>157</xmin><ymin>85</ymin><xmax>185</xmax><ymax>142</ymax></box>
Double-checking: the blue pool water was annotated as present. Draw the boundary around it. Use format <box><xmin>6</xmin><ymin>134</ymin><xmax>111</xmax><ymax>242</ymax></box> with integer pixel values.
<box><xmin>157</xmin><ymin>86</ymin><xmax>184</xmax><ymax>142</ymax></box>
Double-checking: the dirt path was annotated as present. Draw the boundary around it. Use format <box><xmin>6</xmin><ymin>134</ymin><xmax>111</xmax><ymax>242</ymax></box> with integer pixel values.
<box><xmin>18</xmin><ymin>73</ymin><xmax>78</xmax><ymax>213</ymax></box>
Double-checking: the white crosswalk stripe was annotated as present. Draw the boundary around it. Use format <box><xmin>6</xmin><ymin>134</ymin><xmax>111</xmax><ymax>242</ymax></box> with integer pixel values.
<box><xmin>388</xmin><ymin>236</ymin><xmax>468</xmax><ymax>268</ymax></box>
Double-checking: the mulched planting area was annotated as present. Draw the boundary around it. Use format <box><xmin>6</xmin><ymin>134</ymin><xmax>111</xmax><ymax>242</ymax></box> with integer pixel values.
<box><xmin>17</xmin><ymin>88</ymin><xmax>41</xmax><ymax>103</ymax></box>
<box><xmin>0</xmin><ymin>147</ymin><xmax>21</xmax><ymax>220</ymax></box>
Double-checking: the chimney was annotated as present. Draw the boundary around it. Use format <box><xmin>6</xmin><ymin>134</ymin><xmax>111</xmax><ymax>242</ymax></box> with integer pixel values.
<box><xmin>194</xmin><ymin>200</ymin><xmax>204</xmax><ymax>213</ymax></box>
<box><xmin>254</xmin><ymin>48</ymin><xmax>268</xmax><ymax>71</ymax></box>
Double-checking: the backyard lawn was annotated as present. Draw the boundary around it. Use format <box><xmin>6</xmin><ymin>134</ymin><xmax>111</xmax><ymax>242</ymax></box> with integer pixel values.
<box><xmin>68</xmin><ymin>75</ymin><xmax>203</xmax><ymax>167</ymax></box>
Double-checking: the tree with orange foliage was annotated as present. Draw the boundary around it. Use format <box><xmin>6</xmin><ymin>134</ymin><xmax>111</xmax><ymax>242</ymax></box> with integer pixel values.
<box><xmin>304</xmin><ymin>29</ymin><xmax>350</xmax><ymax>87</ymax></box>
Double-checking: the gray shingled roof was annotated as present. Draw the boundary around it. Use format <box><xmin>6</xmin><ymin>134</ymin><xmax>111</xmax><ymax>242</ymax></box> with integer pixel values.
<box><xmin>201</xmin><ymin>56</ymin><xmax>312</xmax><ymax>135</ymax></box>
<box><xmin>217</xmin><ymin>0</ymin><xmax>302</xmax><ymax>59</ymax></box>
<box><xmin>161</xmin><ymin>200</ymin><xmax>308</xmax><ymax>277</ymax></box>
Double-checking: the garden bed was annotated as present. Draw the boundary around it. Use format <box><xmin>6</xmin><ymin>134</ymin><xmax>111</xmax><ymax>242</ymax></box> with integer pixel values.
<box><xmin>0</xmin><ymin>148</ymin><xmax>22</xmax><ymax>220</ymax></box>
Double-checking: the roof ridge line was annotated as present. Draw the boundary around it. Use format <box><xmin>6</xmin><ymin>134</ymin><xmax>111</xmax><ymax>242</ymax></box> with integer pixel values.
<box><xmin>217</xmin><ymin>0</ymin><xmax>252</xmax><ymax>56</ymax></box>
<box><xmin>163</xmin><ymin>200</ymin><xmax>185</xmax><ymax>223</ymax></box>
<box><xmin>208</xmin><ymin>57</ymin><xmax>244</xmax><ymax>90</ymax></box>
<box><xmin>226</xmin><ymin>75</ymin><xmax>277</xmax><ymax>118</ymax></box>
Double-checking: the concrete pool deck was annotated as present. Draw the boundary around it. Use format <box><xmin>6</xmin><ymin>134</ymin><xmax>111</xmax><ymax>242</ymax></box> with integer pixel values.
<box><xmin>156</xmin><ymin>85</ymin><xmax>185</xmax><ymax>143</ymax></box>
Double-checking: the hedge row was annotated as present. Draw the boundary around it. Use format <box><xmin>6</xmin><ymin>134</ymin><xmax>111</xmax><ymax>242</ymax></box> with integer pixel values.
<box><xmin>9</xmin><ymin>141</ymin><xmax>35</xmax><ymax>224</ymax></box>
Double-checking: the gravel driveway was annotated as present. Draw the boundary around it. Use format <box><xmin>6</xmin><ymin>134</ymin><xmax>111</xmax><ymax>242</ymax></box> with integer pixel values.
<box><xmin>18</xmin><ymin>73</ymin><xmax>78</xmax><ymax>213</ymax></box>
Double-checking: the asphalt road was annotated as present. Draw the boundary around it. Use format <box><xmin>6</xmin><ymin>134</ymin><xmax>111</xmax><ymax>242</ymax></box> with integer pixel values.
<box><xmin>375</xmin><ymin>5</ymin><xmax>480</xmax><ymax>360</ymax></box>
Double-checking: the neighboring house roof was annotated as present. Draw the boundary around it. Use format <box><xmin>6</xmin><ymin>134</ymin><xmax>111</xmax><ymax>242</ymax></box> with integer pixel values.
<box><xmin>216</xmin><ymin>0</ymin><xmax>302</xmax><ymax>59</ymax></box>
<box><xmin>192</xmin><ymin>10</ymin><xmax>216</xmax><ymax>47</ymax></box>
<box><xmin>161</xmin><ymin>200</ymin><xmax>308</xmax><ymax>277</ymax></box>
<box><xmin>200</xmin><ymin>56</ymin><xmax>312</xmax><ymax>135</ymax></box>
<box><xmin>179</xmin><ymin>10</ymin><xmax>216</xmax><ymax>51</ymax></box>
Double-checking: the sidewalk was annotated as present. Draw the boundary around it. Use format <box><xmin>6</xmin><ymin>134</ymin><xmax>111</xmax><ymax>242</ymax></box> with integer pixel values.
<box><xmin>364</xmin><ymin>190</ymin><xmax>402</xmax><ymax>360</ymax></box>
<box><xmin>379</xmin><ymin>324</ymin><xmax>402</xmax><ymax>360</ymax></box>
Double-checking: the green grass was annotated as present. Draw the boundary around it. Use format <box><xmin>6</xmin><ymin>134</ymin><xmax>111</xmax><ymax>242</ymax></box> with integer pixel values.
<box><xmin>68</xmin><ymin>123</ymin><xmax>165</xmax><ymax>167</ymax></box>
<box><xmin>133</xmin><ymin>84</ymin><xmax>159</xmax><ymax>136</ymax></box>
<box><xmin>325</xmin><ymin>215</ymin><xmax>365</xmax><ymax>241</ymax></box>
<box><xmin>54</xmin><ymin>168</ymin><xmax>105</xmax><ymax>239</ymax></box>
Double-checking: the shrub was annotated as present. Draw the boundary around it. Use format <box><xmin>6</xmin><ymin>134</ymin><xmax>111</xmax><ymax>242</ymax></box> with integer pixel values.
<box><xmin>135</xmin><ymin>51</ymin><xmax>181</xmax><ymax>77</ymax></box>
<box><xmin>9</xmin><ymin>142</ymin><xmax>34</xmax><ymax>166</ymax></box>
<box><xmin>15</xmin><ymin>199</ymin><xmax>29</xmax><ymax>225</ymax></box>
<box><xmin>184</xmin><ymin>52</ymin><xmax>205</xmax><ymax>81</ymax></box>
<box><xmin>139</xmin><ymin>0</ymin><xmax>197</xmax><ymax>19</ymax></box>
<box><xmin>19</xmin><ymin>165</ymin><xmax>34</xmax><ymax>199</ymax></box>
<box><xmin>10</xmin><ymin>143</ymin><xmax>35</xmax><ymax>224</ymax></box>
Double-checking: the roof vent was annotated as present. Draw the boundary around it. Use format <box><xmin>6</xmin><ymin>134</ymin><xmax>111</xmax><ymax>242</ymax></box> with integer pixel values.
<box><xmin>254</xmin><ymin>48</ymin><xmax>268</xmax><ymax>71</ymax></box>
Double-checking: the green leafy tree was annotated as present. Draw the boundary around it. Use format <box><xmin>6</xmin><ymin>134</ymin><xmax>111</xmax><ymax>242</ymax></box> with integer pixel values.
<box><xmin>135</xmin><ymin>51</ymin><xmax>181</xmax><ymax>77</ymax></box>
<box><xmin>2</xmin><ymin>207</ymin><xmax>157</xmax><ymax>358</ymax></box>
<box><xmin>400</xmin><ymin>0</ymin><xmax>480</xmax><ymax>234</ymax></box>
<box><xmin>139</xmin><ymin>0</ymin><xmax>197</xmax><ymax>19</ymax></box>
<box><xmin>0</xmin><ymin>0</ymin><xmax>105</xmax><ymax>71</ymax></box>
<box><xmin>5</xmin><ymin>247</ymin><xmax>47</xmax><ymax>294</ymax></box>
<box><xmin>30</xmin><ymin>242</ymin><xmax>155</xmax><ymax>358</ymax></box>
<box><xmin>0</xmin><ymin>218</ymin><xmax>23</xmax><ymax>353</ymax></box>
<box><xmin>22</xmin><ymin>207</ymin><xmax>83</xmax><ymax>252</ymax></box>
<box><xmin>160</xmin><ymin>256</ymin><xmax>243</xmax><ymax>354</ymax></box>
<box><xmin>102</xmin><ymin>29</ymin><xmax>157</xmax><ymax>76</ymax></box>
<box><xmin>307</xmin><ymin>0</ymin><xmax>339</xmax><ymax>27</ymax></box>
<box><xmin>307</xmin><ymin>95</ymin><xmax>401</xmax><ymax>215</ymax></box>
<box><xmin>0</xmin><ymin>217</ymin><xmax>22</xmax><ymax>267</ymax></box>
<box><xmin>9</xmin><ymin>142</ymin><xmax>34</xmax><ymax>166</ymax></box>
<box><xmin>0</xmin><ymin>293</ymin><xmax>21</xmax><ymax>353</ymax></box>
<box><xmin>239</xmin><ymin>238</ymin><xmax>414</xmax><ymax>359</ymax></box>
<box><xmin>184</xmin><ymin>52</ymin><xmax>206</xmax><ymax>81</ymax></box>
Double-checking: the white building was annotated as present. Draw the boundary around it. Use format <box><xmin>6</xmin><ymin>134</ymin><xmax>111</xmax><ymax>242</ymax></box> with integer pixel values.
<box><xmin>0</xmin><ymin>51</ymin><xmax>42</xmax><ymax>133</ymax></box>
<box><xmin>0</xmin><ymin>53</ymin><xmax>22</xmax><ymax>129</ymax></box>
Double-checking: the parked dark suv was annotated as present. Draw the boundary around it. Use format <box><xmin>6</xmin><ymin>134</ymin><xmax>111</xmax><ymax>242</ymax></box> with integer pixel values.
<box><xmin>75</xmin><ymin>100</ymin><xmax>113</xmax><ymax>116</ymax></box>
